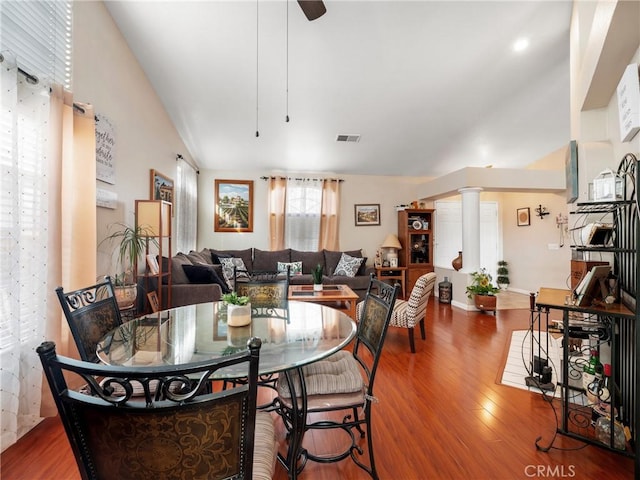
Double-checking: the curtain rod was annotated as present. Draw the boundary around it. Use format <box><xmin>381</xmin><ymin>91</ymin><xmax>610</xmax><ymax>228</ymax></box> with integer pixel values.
<box><xmin>0</xmin><ymin>53</ymin><xmax>40</xmax><ymax>85</ymax></box>
<box><xmin>176</xmin><ymin>154</ymin><xmax>200</xmax><ymax>174</ymax></box>
<box><xmin>260</xmin><ymin>176</ymin><xmax>343</xmax><ymax>182</ymax></box>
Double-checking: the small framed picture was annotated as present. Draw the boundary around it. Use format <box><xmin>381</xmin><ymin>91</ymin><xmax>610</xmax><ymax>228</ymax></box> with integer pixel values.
<box><xmin>389</xmin><ymin>258</ymin><xmax>398</xmax><ymax>267</ymax></box>
<box><xmin>150</xmin><ymin>170</ymin><xmax>174</xmax><ymax>205</ymax></box>
<box><xmin>354</xmin><ymin>204</ymin><xmax>380</xmax><ymax>226</ymax></box>
<box><xmin>146</xmin><ymin>254</ymin><xmax>160</xmax><ymax>275</ymax></box>
<box><xmin>517</xmin><ymin>207</ymin><xmax>530</xmax><ymax>226</ymax></box>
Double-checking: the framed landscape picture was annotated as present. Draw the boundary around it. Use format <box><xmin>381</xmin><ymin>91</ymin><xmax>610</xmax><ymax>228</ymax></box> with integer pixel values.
<box><xmin>150</xmin><ymin>169</ymin><xmax>174</xmax><ymax>205</ymax></box>
<box><xmin>354</xmin><ymin>204</ymin><xmax>380</xmax><ymax>226</ymax></box>
<box><xmin>215</xmin><ymin>179</ymin><xmax>253</xmax><ymax>232</ymax></box>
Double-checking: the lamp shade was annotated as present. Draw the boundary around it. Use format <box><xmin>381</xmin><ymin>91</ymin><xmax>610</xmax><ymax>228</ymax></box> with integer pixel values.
<box><xmin>381</xmin><ymin>233</ymin><xmax>402</xmax><ymax>250</ymax></box>
<box><xmin>136</xmin><ymin>200</ymin><xmax>171</xmax><ymax>237</ymax></box>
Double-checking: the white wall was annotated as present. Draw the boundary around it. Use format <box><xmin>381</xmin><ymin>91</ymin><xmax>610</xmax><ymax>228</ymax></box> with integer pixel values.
<box><xmin>72</xmin><ymin>1</ymin><xmax>196</xmax><ymax>278</ymax></box>
<box><xmin>197</xmin><ymin>169</ymin><xmax>430</xmax><ymax>264</ymax></box>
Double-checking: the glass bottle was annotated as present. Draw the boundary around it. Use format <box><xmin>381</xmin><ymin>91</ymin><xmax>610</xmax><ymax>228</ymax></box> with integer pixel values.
<box><xmin>582</xmin><ymin>349</ymin><xmax>599</xmax><ymax>391</ymax></box>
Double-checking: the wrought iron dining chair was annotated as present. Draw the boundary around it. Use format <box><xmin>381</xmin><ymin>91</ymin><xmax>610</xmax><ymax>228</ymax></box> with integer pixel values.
<box><xmin>37</xmin><ymin>337</ymin><xmax>276</xmax><ymax>480</ymax></box>
<box><xmin>275</xmin><ymin>274</ymin><xmax>399</xmax><ymax>479</ymax></box>
<box><xmin>359</xmin><ymin>272</ymin><xmax>437</xmax><ymax>353</ymax></box>
<box><xmin>55</xmin><ymin>276</ymin><xmax>123</xmax><ymax>363</ymax></box>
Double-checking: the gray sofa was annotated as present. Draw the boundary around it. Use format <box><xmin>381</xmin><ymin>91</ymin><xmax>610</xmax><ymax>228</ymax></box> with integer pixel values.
<box><xmin>153</xmin><ymin>247</ymin><xmax>373</xmax><ymax>309</ymax></box>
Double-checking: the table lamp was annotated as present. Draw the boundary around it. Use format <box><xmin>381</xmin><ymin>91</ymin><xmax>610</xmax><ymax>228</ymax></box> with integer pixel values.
<box><xmin>381</xmin><ymin>233</ymin><xmax>402</xmax><ymax>266</ymax></box>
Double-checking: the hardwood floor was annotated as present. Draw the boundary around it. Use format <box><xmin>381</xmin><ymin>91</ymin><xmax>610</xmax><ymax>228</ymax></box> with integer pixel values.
<box><xmin>2</xmin><ymin>302</ymin><xmax>635</xmax><ymax>479</ymax></box>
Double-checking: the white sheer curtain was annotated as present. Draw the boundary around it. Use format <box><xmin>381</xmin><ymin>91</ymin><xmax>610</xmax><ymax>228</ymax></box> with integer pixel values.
<box><xmin>285</xmin><ymin>178</ymin><xmax>323</xmax><ymax>251</ymax></box>
<box><xmin>175</xmin><ymin>157</ymin><xmax>198</xmax><ymax>253</ymax></box>
<box><xmin>0</xmin><ymin>52</ymin><xmax>52</xmax><ymax>450</ymax></box>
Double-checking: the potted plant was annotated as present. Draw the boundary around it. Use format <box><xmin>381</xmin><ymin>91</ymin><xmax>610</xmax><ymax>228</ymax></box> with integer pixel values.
<box><xmin>312</xmin><ymin>264</ymin><xmax>324</xmax><ymax>291</ymax></box>
<box><xmin>465</xmin><ymin>268</ymin><xmax>500</xmax><ymax>312</ymax></box>
<box><xmin>222</xmin><ymin>291</ymin><xmax>251</xmax><ymax>327</ymax></box>
<box><xmin>497</xmin><ymin>260</ymin><xmax>510</xmax><ymax>290</ymax></box>
<box><xmin>101</xmin><ymin>222</ymin><xmax>158</xmax><ymax>309</ymax></box>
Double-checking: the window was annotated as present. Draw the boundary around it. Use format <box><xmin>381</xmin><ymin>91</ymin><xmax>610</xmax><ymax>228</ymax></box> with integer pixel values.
<box><xmin>285</xmin><ymin>179</ymin><xmax>322</xmax><ymax>251</ymax></box>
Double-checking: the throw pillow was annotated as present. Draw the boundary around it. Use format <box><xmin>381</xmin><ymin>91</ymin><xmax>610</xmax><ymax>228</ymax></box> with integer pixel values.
<box><xmin>333</xmin><ymin>253</ymin><xmax>364</xmax><ymax>277</ymax></box>
<box><xmin>182</xmin><ymin>264</ymin><xmax>230</xmax><ymax>293</ymax></box>
<box><xmin>219</xmin><ymin>257</ymin><xmax>250</xmax><ymax>291</ymax></box>
<box><xmin>210</xmin><ymin>251</ymin><xmax>231</xmax><ymax>265</ymax></box>
<box><xmin>277</xmin><ymin>261</ymin><xmax>303</xmax><ymax>275</ymax></box>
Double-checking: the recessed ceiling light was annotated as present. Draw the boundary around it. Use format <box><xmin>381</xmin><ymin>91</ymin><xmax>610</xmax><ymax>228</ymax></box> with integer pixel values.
<box><xmin>513</xmin><ymin>37</ymin><xmax>529</xmax><ymax>53</ymax></box>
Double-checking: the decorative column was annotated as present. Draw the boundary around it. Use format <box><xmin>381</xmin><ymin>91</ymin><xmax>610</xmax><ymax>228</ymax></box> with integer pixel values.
<box><xmin>458</xmin><ymin>187</ymin><xmax>482</xmax><ymax>273</ymax></box>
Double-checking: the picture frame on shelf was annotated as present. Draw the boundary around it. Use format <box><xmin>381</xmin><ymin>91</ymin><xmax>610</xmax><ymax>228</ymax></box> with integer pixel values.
<box><xmin>517</xmin><ymin>207</ymin><xmax>530</xmax><ymax>226</ymax></box>
<box><xmin>354</xmin><ymin>204</ymin><xmax>380</xmax><ymax>226</ymax></box>
<box><xmin>214</xmin><ymin>179</ymin><xmax>253</xmax><ymax>232</ymax></box>
<box><xmin>146</xmin><ymin>254</ymin><xmax>159</xmax><ymax>275</ymax></box>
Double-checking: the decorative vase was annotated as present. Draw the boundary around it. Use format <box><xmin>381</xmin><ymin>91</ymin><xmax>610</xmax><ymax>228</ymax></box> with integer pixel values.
<box><xmin>227</xmin><ymin>303</ymin><xmax>252</xmax><ymax>327</ymax></box>
<box><xmin>313</xmin><ymin>283</ymin><xmax>323</xmax><ymax>292</ymax></box>
<box><xmin>114</xmin><ymin>285</ymin><xmax>137</xmax><ymax>310</ymax></box>
<box><xmin>452</xmin><ymin>251</ymin><xmax>463</xmax><ymax>271</ymax></box>
<box><xmin>474</xmin><ymin>294</ymin><xmax>496</xmax><ymax>313</ymax></box>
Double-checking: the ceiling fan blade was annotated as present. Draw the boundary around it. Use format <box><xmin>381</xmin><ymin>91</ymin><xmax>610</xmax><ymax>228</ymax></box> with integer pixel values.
<box><xmin>297</xmin><ymin>0</ymin><xmax>326</xmax><ymax>21</ymax></box>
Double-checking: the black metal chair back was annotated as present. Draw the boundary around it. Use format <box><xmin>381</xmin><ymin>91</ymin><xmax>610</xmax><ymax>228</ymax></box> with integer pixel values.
<box><xmin>236</xmin><ymin>269</ymin><xmax>290</xmax><ymax>311</ymax></box>
<box><xmin>56</xmin><ymin>277</ymin><xmax>123</xmax><ymax>363</ymax></box>
<box><xmin>37</xmin><ymin>338</ymin><xmax>264</xmax><ymax>480</ymax></box>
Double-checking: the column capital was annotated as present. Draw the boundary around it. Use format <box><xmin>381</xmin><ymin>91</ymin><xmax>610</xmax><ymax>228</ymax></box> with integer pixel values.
<box><xmin>458</xmin><ymin>187</ymin><xmax>483</xmax><ymax>195</ymax></box>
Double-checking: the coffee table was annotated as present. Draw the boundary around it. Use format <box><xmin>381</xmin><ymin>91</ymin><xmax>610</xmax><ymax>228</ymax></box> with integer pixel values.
<box><xmin>288</xmin><ymin>284</ymin><xmax>359</xmax><ymax>319</ymax></box>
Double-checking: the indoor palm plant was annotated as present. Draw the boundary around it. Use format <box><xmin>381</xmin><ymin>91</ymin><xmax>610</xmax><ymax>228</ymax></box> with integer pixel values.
<box><xmin>101</xmin><ymin>222</ymin><xmax>158</xmax><ymax>309</ymax></box>
<box><xmin>465</xmin><ymin>268</ymin><xmax>500</xmax><ymax>312</ymax></box>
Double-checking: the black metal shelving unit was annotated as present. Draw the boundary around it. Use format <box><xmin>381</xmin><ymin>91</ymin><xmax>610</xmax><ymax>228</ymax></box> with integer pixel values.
<box><xmin>536</xmin><ymin>156</ymin><xmax>638</xmax><ymax>478</ymax></box>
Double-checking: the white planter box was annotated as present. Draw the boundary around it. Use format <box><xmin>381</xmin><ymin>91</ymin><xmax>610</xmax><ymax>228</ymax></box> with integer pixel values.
<box><xmin>227</xmin><ymin>303</ymin><xmax>251</xmax><ymax>327</ymax></box>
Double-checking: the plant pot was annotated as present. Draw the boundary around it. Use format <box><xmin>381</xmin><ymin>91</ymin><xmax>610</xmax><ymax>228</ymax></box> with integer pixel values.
<box><xmin>474</xmin><ymin>294</ymin><xmax>496</xmax><ymax>312</ymax></box>
<box><xmin>227</xmin><ymin>303</ymin><xmax>252</xmax><ymax>327</ymax></box>
<box><xmin>114</xmin><ymin>284</ymin><xmax>137</xmax><ymax>310</ymax></box>
<box><xmin>313</xmin><ymin>283</ymin><xmax>323</xmax><ymax>292</ymax></box>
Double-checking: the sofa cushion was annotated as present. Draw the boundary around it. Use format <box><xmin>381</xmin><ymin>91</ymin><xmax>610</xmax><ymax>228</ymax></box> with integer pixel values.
<box><xmin>186</xmin><ymin>250</ymin><xmax>210</xmax><ymax>265</ymax></box>
<box><xmin>182</xmin><ymin>264</ymin><xmax>230</xmax><ymax>293</ymax></box>
<box><xmin>290</xmin><ymin>250</ymin><xmax>325</xmax><ymax>274</ymax></box>
<box><xmin>252</xmin><ymin>248</ymin><xmax>291</xmax><ymax>272</ymax></box>
<box><xmin>164</xmin><ymin>253</ymin><xmax>192</xmax><ymax>284</ymax></box>
<box><xmin>333</xmin><ymin>253</ymin><xmax>365</xmax><ymax>277</ymax></box>
<box><xmin>324</xmin><ymin>249</ymin><xmax>363</xmax><ymax>275</ymax></box>
<box><xmin>277</xmin><ymin>261</ymin><xmax>302</xmax><ymax>275</ymax></box>
<box><xmin>219</xmin><ymin>257</ymin><xmax>250</xmax><ymax>291</ymax></box>
<box><xmin>210</xmin><ymin>249</ymin><xmax>253</xmax><ymax>272</ymax></box>
<box><xmin>197</xmin><ymin>248</ymin><xmax>215</xmax><ymax>264</ymax></box>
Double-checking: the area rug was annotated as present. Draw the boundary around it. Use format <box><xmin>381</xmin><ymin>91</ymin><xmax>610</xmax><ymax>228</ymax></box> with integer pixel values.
<box><xmin>498</xmin><ymin>330</ymin><xmax>562</xmax><ymax>397</ymax></box>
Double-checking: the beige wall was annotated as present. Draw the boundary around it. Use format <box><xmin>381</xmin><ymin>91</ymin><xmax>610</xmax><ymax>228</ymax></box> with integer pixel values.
<box><xmin>73</xmin><ymin>1</ymin><xmax>196</xmax><ymax>278</ymax></box>
<box><xmin>197</xmin><ymin>169</ymin><xmax>430</xmax><ymax>264</ymax></box>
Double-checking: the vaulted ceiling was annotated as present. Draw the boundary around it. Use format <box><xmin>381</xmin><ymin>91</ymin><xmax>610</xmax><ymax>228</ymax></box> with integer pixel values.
<box><xmin>105</xmin><ymin>0</ymin><xmax>572</xmax><ymax>177</ymax></box>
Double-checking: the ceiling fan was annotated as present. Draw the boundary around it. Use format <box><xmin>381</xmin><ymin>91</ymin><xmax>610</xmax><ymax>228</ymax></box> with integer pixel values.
<box><xmin>297</xmin><ymin>0</ymin><xmax>326</xmax><ymax>21</ymax></box>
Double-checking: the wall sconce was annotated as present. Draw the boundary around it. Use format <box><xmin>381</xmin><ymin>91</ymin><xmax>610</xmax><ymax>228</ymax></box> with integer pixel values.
<box><xmin>381</xmin><ymin>233</ymin><xmax>402</xmax><ymax>267</ymax></box>
<box><xmin>535</xmin><ymin>204</ymin><xmax>550</xmax><ymax>219</ymax></box>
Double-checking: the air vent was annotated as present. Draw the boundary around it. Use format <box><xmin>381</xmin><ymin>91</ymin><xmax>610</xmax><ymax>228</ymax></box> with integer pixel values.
<box><xmin>336</xmin><ymin>134</ymin><xmax>361</xmax><ymax>143</ymax></box>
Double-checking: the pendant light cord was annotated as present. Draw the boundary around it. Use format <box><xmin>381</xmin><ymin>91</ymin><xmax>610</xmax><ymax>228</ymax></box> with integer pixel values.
<box><xmin>286</xmin><ymin>0</ymin><xmax>290</xmax><ymax>123</ymax></box>
<box><xmin>256</xmin><ymin>0</ymin><xmax>260</xmax><ymax>137</ymax></box>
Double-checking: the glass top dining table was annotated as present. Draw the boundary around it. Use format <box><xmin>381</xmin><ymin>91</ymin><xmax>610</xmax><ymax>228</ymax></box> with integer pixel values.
<box><xmin>96</xmin><ymin>300</ymin><xmax>357</xmax><ymax>379</ymax></box>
